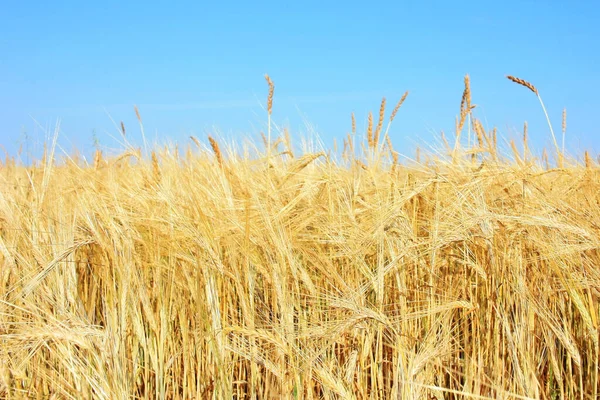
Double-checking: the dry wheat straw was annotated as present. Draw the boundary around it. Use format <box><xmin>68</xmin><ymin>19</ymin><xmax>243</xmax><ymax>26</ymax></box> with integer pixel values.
<box><xmin>507</xmin><ymin>75</ymin><xmax>560</xmax><ymax>161</ymax></box>
<box><xmin>441</xmin><ymin>131</ymin><xmax>450</xmax><ymax>152</ymax></box>
<box><xmin>383</xmin><ymin>91</ymin><xmax>409</xmax><ymax>143</ymax></box>
<box><xmin>457</xmin><ymin>75</ymin><xmax>472</xmax><ymax>139</ymax></box>
<box><xmin>386</xmin><ymin>135</ymin><xmax>393</xmax><ymax>154</ymax></box>
<box><xmin>351</xmin><ymin>112</ymin><xmax>356</xmax><ymax>135</ymax></box>
<box><xmin>585</xmin><ymin>151</ymin><xmax>592</xmax><ymax>169</ymax></box>
<box><xmin>283</xmin><ymin>128</ymin><xmax>294</xmax><ymax>158</ymax></box>
<box><xmin>94</xmin><ymin>149</ymin><xmax>102</xmax><ymax>170</ymax></box>
<box><xmin>151</xmin><ymin>151</ymin><xmax>160</xmax><ymax>181</ymax></box>
<box><xmin>373</xmin><ymin>97</ymin><xmax>386</xmax><ymax>147</ymax></box>
<box><xmin>463</xmin><ymin>74</ymin><xmax>472</xmax><ymax>110</ymax></box>
<box><xmin>562</xmin><ymin>108</ymin><xmax>567</xmax><ymax>156</ymax></box>
<box><xmin>523</xmin><ymin>121</ymin><xmax>529</xmax><ymax>160</ymax></box>
<box><xmin>510</xmin><ymin>139</ymin><xmax>523</xmax><ymax>166</ymax></box>
<box><xmin>208</xmin><ymin>136</ymin><xmax>223</xmax><ymax>167</ymax></box>
<box><xmin>355</xmin><ymin>159</ymin><xmax>368</xmax><ymax>170</ymax></box>
<box><xmin>134</xmin><ymin>105</ymin><xmax>142</xmax><ymax>122</ymax></box>
<box><xmin>260</xmin><ymin>132</ymin><xmax>268</xmax><ymax>149</ymax></box>
<box><xmin>474</xmin><ymin>120</ymin><xmax>484</xmax><ymax>148</ymax></box>
<box><xmin>367</xmin><ymin>112</ymin><xmax>374</xmax><ymax>149</ymax></box>
<box><xmin>190</xmin><ymin>136</ymin><xmax>201</xmax><ymax>149</ymax></box>
<box><xmin>265</xmin><ymin>75</ymin><xmax>274</xmax><ymax>116</ymax></box>
<box><xmin>390</xmin><ymin>91</ymin><xmax>408</xmax><ymax>123</ymax></box>
<box><xmin>347</xmin><ymin>133</ymin><xmax>354</xmax><ymax>155</ymax></box>
<box><xmin>388</xmin><ymin>135</ymin><xmax>399</xmax><ymax>172</ymax></box>
<box><xmin>342</xmin><ymin>135</ymin><xmax>350</xmax><ymax>160</ymax></box>
<box><xmin>120</xmin><ymin>121</ymin><xmax>126</xmax><ymax>137</ymax></box>
<box><xmin>134</xmin><ymin>105</ymin><xmax>148</xmax><ymax>156</ymax></box>
<box><xmin>265</xmin><ymin>74</ymin><xmax>275</xmax><ymax>161</ymax></box>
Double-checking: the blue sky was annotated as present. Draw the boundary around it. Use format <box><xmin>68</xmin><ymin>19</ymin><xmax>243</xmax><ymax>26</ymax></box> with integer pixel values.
<box><xmin>1</xmin><ymin>1</ymin><xmax>599</xmax><ymax>162</ymax></box>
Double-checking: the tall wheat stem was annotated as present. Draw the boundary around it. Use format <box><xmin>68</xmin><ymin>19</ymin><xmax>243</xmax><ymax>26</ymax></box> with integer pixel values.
<box><xmin>507</xmin><ymin>75</ymin><xmax>560</xmax><ymax>160</ymax></box>
<box><xmin>265</xmin><ymin>74</ymin><xmax>274</xmax><ymax>163</ymax></box>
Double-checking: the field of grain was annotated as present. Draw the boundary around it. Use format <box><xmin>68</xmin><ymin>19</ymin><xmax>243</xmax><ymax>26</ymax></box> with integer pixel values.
<box><xmin>0</xmin><ymin>76</ymin><xmax>599</xmax><ymax>399</ymax></box>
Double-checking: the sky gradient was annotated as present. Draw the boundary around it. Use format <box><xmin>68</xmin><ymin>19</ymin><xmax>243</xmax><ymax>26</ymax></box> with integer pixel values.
<box><xmin>1</xmin><ymin>1</ymin><xmax>599</xmax><ymax>162</ymax></box>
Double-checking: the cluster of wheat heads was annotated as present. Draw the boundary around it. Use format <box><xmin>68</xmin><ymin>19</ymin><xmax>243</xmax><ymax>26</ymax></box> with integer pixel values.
<box><xmin>0</xmin><ymin>76</ymin><xmax>599</xmax><ymax>399</ymax></box>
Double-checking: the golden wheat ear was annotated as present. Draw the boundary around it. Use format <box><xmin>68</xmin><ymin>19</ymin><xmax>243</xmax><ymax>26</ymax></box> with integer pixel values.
<box><xmin>382</xmin><ymin>91</ymin><xmax>409</xmax><ymax>150</ymax></box>
<box><xmin>506</xmin><ymin>75</ymin><xmax>538</xmax><ymax>95</ymax></box>
<box><xmin>208</xmin><ymin>136</ymin><xmax>223</xmax><ymax>167</ymax></box>
<box><xmin>264</xmin><ymin>74</ymin><xmax>275</xmax><ymax>161</ymax></box>
<box><xmin>506</xmin><ymin>75</ymin><xmax>560</xmax><ymax>161</ymax></box>
<box><xmin>373</xmin><ymin>97</ymin><xmax>386</xmax><ymax>148</ymax></box>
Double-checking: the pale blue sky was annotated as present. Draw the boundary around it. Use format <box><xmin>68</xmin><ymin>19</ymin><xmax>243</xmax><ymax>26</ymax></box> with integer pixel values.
<box><xmin>1</xmin><ymin>1</ymin><xmax>599</xmax><ymax>161</ymax></box>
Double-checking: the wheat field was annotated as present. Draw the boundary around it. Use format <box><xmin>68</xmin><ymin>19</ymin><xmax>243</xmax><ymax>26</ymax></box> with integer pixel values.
<box><xmin>0</xmin><ymin>76</ymin><xmax>599</xmax><ymax>399</ymax></box>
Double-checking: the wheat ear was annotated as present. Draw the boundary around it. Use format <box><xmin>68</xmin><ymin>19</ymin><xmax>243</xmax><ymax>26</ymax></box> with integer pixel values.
<box><xmin>373</xmin><ymin>97</ymin><xmax>386</xmax><ymax>148</ymax></box>
<box><xmin>134</xmin><ymin>105</ymin><xmax>148</xmax><ymax>157</ymax></box>
<box><xmin>190</xmin><ymin>136</ymin><xmax>201</xmax><ymax>149</ymax></box>
<box><xmin>208</xmin><ymin>136</ymin><xmax>223</xmax><ymax>167</ymax></box>
<box><xmin>562</xmin><ymin>108</ymin><xmax>567</xmax><ymax>157</ymax></box>
<box><xmin>382</xmin><ymin>91</ymin><xmax>408</xmax><ymax>147</ymax></box>
<box><xmin>264</xmin><ymin>74</ymin><xmax>274</xmax><ymax>161</ymax></box>
<box><xmin>367</xmin><ymin>112</ymin><xmax>374</xmax><ymax>149</ymax></box>
<box><xmin>506</xmin><ymin>75</ymin><xmax>559</xmax><ymax>159</ymax></box>
<box><xmin>585</xmin><ymin>151</ymin><xmax>592</xmax><ymax>170</ymax></box>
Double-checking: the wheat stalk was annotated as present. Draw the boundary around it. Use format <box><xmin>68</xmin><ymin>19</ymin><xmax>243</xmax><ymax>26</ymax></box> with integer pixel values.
<box><xmin>382</xmin><ymin>91</ymin><xmax>409</xmax><ymax>145</ymax></box>
<box><xmin>265</xmin><ymin>74</ymin><xmax>275</xmax><ymax>162</ymax></box>
<box><xmin>351</xmin><ymin>112</ymin><xmax>356</xmax><ymax>135</ymax></box>
<box><xmin>562</xmin><ymin>108</ymin><xmax>567</xmax><ymax>156</ymax></box>
<box><xmin>190</xmin><ymin>136</ymin><xmax>201</xmax><ymax>149</ymax></box>
<box><xmin>208</xmin><ymin>136</ymin><xmax>223</xmax><ymax>167</ymax></box>
<box><xmin>374</xmin><ymin>97</ymin><xmax>386</xmax><ymax>148</ymax></box>
<box><xmin>474</xmin><ymin>119</ymin><xmax>484</xmax><ymax>148</ymax></box>
<box><xmin>94</xmin><ymin>149</ymin><xmax>103</xmax><ymax>170</ymax></box>
<box><xmin>585</xmin><ymin>151</ymin><xmax>592</xmax><ymax>170</ymax></box>
<box><xmin>134</xmin><ymin>105</ymin><xmax>148</xmax><ymax>157</ymax></box>
<box><xmin>151</xmin><ymin>150</ymin><xmax>160</xmax><ymax>182</ymax></box>
<box><xmin>390</xmin><ymin>91</ymin><xmax>408</xmax><ymax>123</ymax></box>
<box><xmin>347</xmin><ymin>133</ymin><xmax>354</xmax><ymax>157</ymax></box>
<box><xmin>523</xmin><ymin>121</ymin><xmax>529</xmax><ymax>161</ymax></box>
<box><xmin>510</xmin><ymin>139</ymin><xmax>523</xmax><ymax>166</ymax></box>
<box><xmin>367</xmin><ymin>112</ymin><xmax>374</xmax><ymax>149</ymax></box>
<box><xmin>283</xmin><ymin>128</ymin><xmax>294</xmax><ymax>158</ymax></box>
<box><xmin>386</xmin><ymin>135</ymin><xmax>394</xmax><ymax>154</ymax></box>
<box><xmin>506</xmin><ymin>75</ymin><xmax>560</xmax><ymax>160</ymax></box>
<box><xmin>265</xmin><ymin>75</ymin><xmax>274</xmax><ymax>116</ymax></box>
<box><xmin>441</xmin><ymin>131</ymin><xmax>450</xmax><ymax>153</ymax></box>
<box><xmin>492</xmin><ymin>127</ymin><xmax>498</xmax><ymax>159</ymax></box>
<box><xmin>391</xmin><ymin>149</ymin><xmax>399</xmax><ymax>172</ymax></box>
<box><xmin>458</xmin><ymin>75</ymin><xmax>475</xmax><ymax>148</ymax></box>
